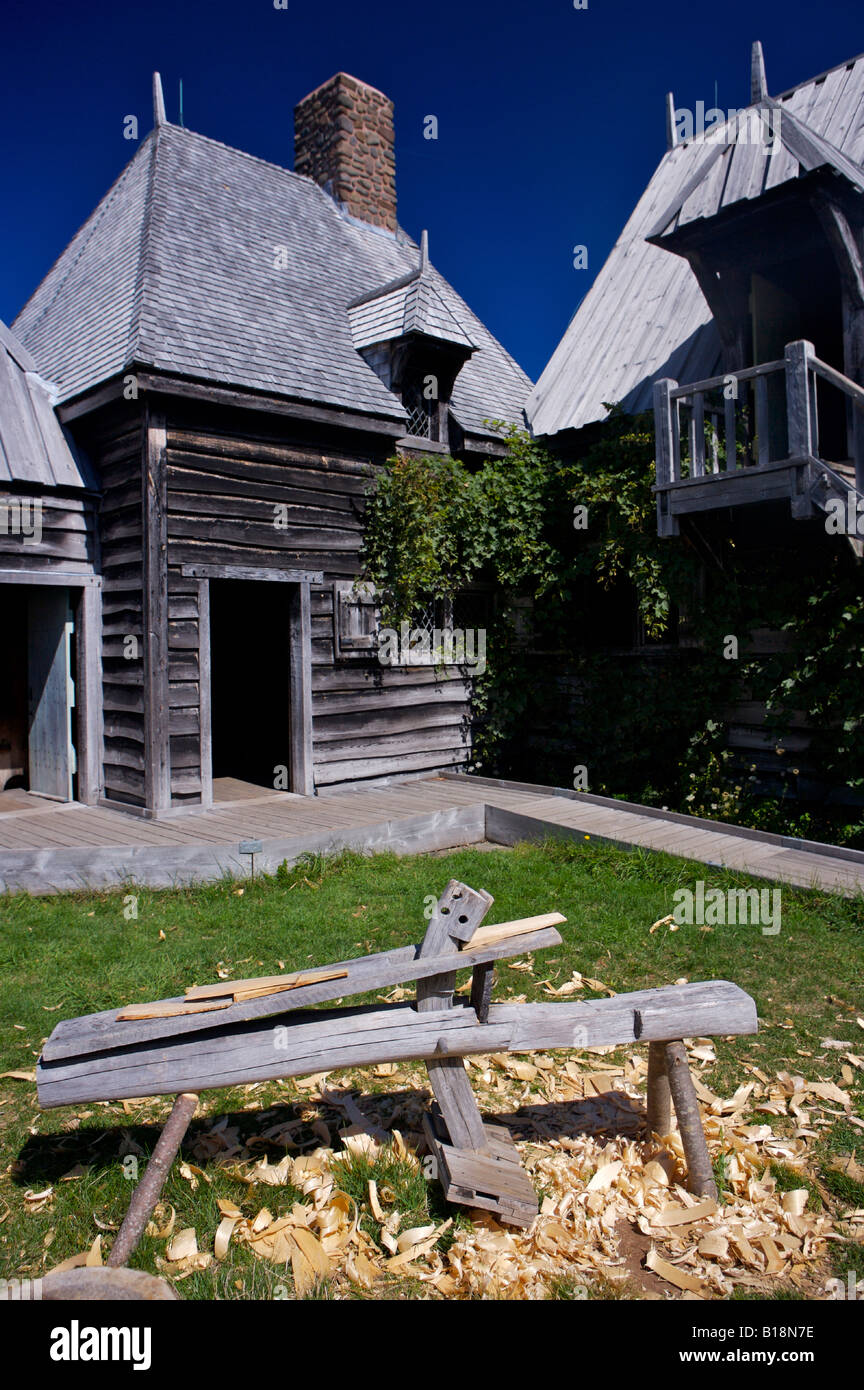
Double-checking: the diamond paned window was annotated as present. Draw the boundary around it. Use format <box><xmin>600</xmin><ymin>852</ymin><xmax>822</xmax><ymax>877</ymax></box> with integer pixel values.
<box><xmin>402</xmin><ymin>378</ymin><xmax>435</xmax><ymax>439</ymax></box>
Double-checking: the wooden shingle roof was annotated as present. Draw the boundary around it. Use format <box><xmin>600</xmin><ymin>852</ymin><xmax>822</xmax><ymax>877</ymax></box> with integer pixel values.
<box><xmin>528</xmin><ymin>48</ymin><xmax>864</xmax><ymax>438</ymax></box>
<box><xmin>14</xmin><ymin>123</ymin><xmax>529</xmax><ymax>440</ymax></box>
<box><xmin>0</xmin><ymin>321</ymin><xmax>94</xmax><ymax>490</ymax></box>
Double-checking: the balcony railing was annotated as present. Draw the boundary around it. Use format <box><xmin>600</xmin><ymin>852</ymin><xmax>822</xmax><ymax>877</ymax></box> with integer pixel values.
<box><xmin>653</xmin><ymin>339</ymin><xmax>864</xmax><ymax>535</ymax></box>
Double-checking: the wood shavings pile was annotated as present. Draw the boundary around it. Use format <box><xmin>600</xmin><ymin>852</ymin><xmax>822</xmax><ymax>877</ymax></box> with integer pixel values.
<box><xmin>151</xmin><ymin>1043</ymin><xmax>862</xmax><ymax>1299</ymax></box>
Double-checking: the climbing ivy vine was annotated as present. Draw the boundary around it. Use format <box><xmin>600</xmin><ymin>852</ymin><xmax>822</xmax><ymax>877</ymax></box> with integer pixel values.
<box><xmin>361</xmin><ymin>412</ymin><xmax>864</xmax><ymax>845</ymax></box>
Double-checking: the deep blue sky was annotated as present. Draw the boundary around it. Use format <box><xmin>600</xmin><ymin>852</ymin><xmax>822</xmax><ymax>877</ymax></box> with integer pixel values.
<box><xmin>2</xmin><ymin>0</ymin><xmax>862</xmax><ymax>382</ymax></box>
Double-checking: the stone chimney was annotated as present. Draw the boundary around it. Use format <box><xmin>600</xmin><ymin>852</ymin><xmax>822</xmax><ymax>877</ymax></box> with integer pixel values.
<box><xmin>294</xmin><ymin>73</ymin><xmax>397</xmax><ymax>232</ymax></box>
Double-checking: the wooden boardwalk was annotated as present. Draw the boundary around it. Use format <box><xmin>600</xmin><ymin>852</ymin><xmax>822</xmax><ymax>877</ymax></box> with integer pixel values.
<box><xmin>1</xmin><ymin>774</ymin><xmax>863</xmax><ymax>897</ymax></box>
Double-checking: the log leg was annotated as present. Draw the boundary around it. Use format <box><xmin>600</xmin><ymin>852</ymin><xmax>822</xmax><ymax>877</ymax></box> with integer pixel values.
<box><xmin>107</xmin><ymin>1092</ymin><xmax>199</xmax><ymax>1267</ymax></box>
<box><xmin>645</xmin><ymin>1041</ymin><xmax>672</xmax><ymax>1136</ymax></box>
<box><xmin>664</xmin><ymin>1042</ymin><xmax>718</xmax><ymax>1200</ymax></box>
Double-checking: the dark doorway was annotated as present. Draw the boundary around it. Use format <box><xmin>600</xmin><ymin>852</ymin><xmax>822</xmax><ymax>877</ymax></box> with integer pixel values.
<box><xmin>751</xmin><ymin>246</ymin><xmax>846</xmax><ymax>462</ymax></box>
<box><xmin>0</xmin><ymin>586</ymin><xmax>28</xmax><ymax>791</ymax></box>
<box><xmin>208</xmin><ymin>579</ymin><xmax>292</xmax><ymax>790</ymax></box>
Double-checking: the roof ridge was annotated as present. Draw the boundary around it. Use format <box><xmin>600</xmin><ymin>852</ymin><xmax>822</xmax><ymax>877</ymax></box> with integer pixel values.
<box><xmin>129</xmin><ymin>124</ymin><xmax>164</xmax><ymax>371</ymax></box>
<box><xmin>776</xmin><ymin>49</ymin><xmax>864</xmax><ymax>101</ymax></box>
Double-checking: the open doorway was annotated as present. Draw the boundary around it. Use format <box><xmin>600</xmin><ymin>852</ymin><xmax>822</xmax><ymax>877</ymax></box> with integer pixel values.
<box><xmin>751</xmin><ymin>247</ymin><xmax>846</xmax><ymax>462</ymax></box>
<box><xmin>208</xmin><ymin>579</ymin><xmax>293</xmax><ymax>792</ymax></box>
<box><xmin>0</xmin><ymin>584</ymin><xmax>75</xmax><ymax>802</ymax></box>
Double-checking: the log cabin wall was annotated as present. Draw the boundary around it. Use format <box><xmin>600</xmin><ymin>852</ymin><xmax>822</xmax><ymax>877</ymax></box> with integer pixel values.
<box><xmin>72</xmin><ymin>405</ymin><xmax>147</xmax><ymax>808</ymax></box>
<box><xmin>158</xmin><ymin>397</ymin><xmax>471</xmax><ymax>807</ymax></box>
<box><xmin>0</xmin><ymin>490</ymin><xmax>97</xmax><ymax>577</ymax></box>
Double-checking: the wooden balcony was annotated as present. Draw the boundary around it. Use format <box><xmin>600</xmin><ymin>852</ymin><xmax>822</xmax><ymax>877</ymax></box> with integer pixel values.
<box><xmin>653</xmin><ymin>340</ymin><xmax>864</xmax><ymax>536</ymax></box>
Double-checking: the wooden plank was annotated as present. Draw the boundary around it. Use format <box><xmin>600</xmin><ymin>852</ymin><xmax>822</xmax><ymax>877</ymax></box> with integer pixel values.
<box><xmin>197</xmin><ymin>578</ymin><xmax>212</xmax><ymax>809</ymax></box>
<box><xmin>38</xmin><ymin>1002</ymin><xmax>517</xmax><ymax>1107</ymax></box>
<box><xmin>41</xmin><ymin>924</ymin><xmax>564</xmax><ymax>1060</ymax></box>
<box><xmin>466</xmin><ymin>912</ymin><xmax>566</xmax><ymax>950</ymax></box>
<box><xmin>185</xmin><ymin>967</ymin><xmax>348</xmax><ymax>1001</ymax></box>
<box><xmin>181</xmin><ymin>564</ymin><xmax>323</xmax><ymax>584</ymax></box>
<box><xmin>117</xmin><ymin>998</ymin><xmax>233</xmax><ymax>1020</ymax></box>
<box><xmin>423</xmin><ymin>1110</ymin><xmax>537</xmax><ymax>1227</ymax></box>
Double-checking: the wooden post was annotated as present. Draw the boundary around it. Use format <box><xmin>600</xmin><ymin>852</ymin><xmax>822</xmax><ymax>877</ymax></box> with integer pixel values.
<box><xmin>197</xmin><ymin>579</ymin><xmax>213</xmax><ymax>809</ymax></box>
<box><xmin>107</xmin><ymin>1092</ymin><xmax>199</xmax><ymax>1268</ymax></box>
<box><xmin>645</xmin><ymin>1041</ymin><xmax>671</xmax><ymax>1135</ymax></box>
<box><xmin>785</xmin><ymin>339</ymin><xmax>815</xmax><ymax>458</ymax></box>
<box><xmin>470</xmin><ymin>962</ymin><xmax>495</xmax><ymax>1023</ymax></box>
<box><xmin>142</xmin><ymin>408</ymin><xmax>171</xmax><ymax>815</ymax></box>
<box><xmin>74</xmin><ymin>581</ymin><xmax>104</xmax><ymax>806</ymax></box>
<box><xmin>654</xmin><ymin>378</ymin><xmax>679</xmax><ymax>538</ymax></box>
<box><xmin>664</xmin><ymin>1042</ymin><xmax>718</xmax><ymax>1200</ymax></box>
<box><xmin>653</xmin><ymin>378</ymin><xmax>679</xmax><ymax>486</ymax></box>
<box><xmin>417</xmin><ymin>881</ymin><xmax>492</xmax><ymax>1151</ymax></box>
<box><xmin>288</xmin><ymin>581</ymin><xmax>314</xmax><ymax>796</ymax></box>
<box><xmin>691</xmin><ymin>391</ymin><xmax>705</xmax><ymax>477</ymax></box>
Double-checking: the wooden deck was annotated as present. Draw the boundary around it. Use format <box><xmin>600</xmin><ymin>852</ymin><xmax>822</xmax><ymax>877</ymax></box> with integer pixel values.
<box><xmin>1</xmin><ymin>774</ymin><xmax>864</xmax><ymax>897</ymax></box>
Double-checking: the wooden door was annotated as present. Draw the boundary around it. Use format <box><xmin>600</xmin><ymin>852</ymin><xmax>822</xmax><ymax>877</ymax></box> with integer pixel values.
<box><xmin>27</xmin><ymin>588</ymin><xmax>74</xmax><ymax>801</ymax></box>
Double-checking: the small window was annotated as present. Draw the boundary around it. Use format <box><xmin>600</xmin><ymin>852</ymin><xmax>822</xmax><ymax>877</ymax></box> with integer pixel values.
<box><xmin>402</xmin><ymin>377</ymin><xmax>437</xmax><ymax>440</ymax></box>
<box><xmin>333</xmin><ymin>581</ymin><xmax>380</xmax><ymax>657</ymax></box>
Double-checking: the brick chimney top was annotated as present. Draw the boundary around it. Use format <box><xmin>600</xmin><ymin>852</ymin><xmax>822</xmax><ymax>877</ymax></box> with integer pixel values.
<box><xmin>294</xmin><ymin>73</ymin><xmax>397</xmax><ymax>233</ymax></box>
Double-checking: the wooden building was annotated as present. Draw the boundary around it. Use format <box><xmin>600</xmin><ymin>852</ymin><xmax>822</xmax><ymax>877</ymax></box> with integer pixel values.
<box><xmin>5</xmin><ymin>72</ymin><xmax>530</xmax><ymax>815</ymax></box>
<box><xmin>527</xmin><ymin>42</ymin><xmax>864</xmax><ymax>800</ymax></box>
<box><xmin>530</xmin><ymin>42</ymin><xmax>864</xmax><ymax>528</ymax></box>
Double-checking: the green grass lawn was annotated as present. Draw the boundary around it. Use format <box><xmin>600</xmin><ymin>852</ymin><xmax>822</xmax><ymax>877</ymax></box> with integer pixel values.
<box><xmin>1</xmin><ymin>838</ymin><xmax>862</xmax><ymax>1299</ymax></box>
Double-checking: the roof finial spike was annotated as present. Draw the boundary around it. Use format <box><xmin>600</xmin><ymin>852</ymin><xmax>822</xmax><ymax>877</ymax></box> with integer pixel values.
<box><xmin>153</xmin><ymin>72</ymin><xmax>166</xmax><ymax>128</ymax></box>
<box><xmin>751</xmin><ymin>41</ymin><xmax>768</xmax><ymax>104</ymax></box>
<box><xmin>666</xmin><ymin>92</ymin><xmax>678</xmax><ymax>149</ymax></box>
<box><xmin>420</xmin><ymin>229</ymin><xmax>429</xmax><ymax>269</ymax></box>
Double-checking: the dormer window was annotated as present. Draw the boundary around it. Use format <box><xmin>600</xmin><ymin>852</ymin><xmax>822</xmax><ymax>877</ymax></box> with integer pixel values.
<box><xmin>347</xmin><ymin>232</ymin><xmax>477</xmax><ymax>455</ymax></box>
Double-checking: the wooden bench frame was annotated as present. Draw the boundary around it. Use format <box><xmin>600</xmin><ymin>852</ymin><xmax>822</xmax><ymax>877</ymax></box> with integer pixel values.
<box><xmin>36</xmin><ymin>881</ymin><xmax>757</xmax><ymax>1260</ymax></box>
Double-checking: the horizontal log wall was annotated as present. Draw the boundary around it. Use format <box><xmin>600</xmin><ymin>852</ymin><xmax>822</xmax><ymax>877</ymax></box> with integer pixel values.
<box><xmin>0</xmin><ymin>490</ymin><xmax>97</xmax><ymax>574</ymax></box>
<box><xmin>76</xmin><ymin>406</ymin><xmax>146</xmax><ymax>807</ymax></box>
<box><xmin>162</xmin><ymin>404</ymin><xmax>471</xmax><ymax>801</ymax></box>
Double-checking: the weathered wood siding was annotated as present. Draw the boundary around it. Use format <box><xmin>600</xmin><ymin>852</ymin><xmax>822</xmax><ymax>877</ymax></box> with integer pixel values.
<box><xmin>0</xmin><ymin>490</ymin><xmax>97</xmax><ymax>575</ymax></box>
<box><xmin>161</xmin><ymin>402</ymin><xmax>471</xmax><ymax>802</ymax></box>
<box><xmin>79</xmin><ymin>409</ymin><xmax>146</xmax><ymax>807</ymax></box>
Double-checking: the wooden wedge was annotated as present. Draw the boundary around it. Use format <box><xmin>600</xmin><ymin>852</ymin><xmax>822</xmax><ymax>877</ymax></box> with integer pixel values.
<box><xmin>465</xmin><ymin>913</ymin><xmax>566</xmax><ymax>951</ymax></box>
<box><xmin>117</xmin><ymin>998</ymin><xmax>233</xmax><ymax>1021</ymax></box>
<box><xmin>184</xmin><ymin>968</ymin><xmax>348</xmax><ymax>1002</ymax></box>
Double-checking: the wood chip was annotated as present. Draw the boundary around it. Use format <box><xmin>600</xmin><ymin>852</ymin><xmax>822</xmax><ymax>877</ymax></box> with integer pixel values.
<box><xmin>645</xmin><ymin>1248</ymin><xmax>706</xmax><ymax>1295</ymax></box>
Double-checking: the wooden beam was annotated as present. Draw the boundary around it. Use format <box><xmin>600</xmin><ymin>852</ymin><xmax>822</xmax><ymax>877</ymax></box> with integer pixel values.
<box><xmin>181</xmin><ymin>563</ymin><xmax>323</xmax><ymax>584</ymax></box>
<box><xmin>288</xmin><ymin>582</ymin><xmax>315</xmax><ymax>796</ymax></box>
<box><xmin>417</xmin><ymin>881</ymin><xmax>493</xmax><ymax>1151</ymax></box>
<box><xmin>36</xmin><ymin>981</ymin><xmax>758</xmax><ymax>1108</ymax></box>
<box><xmin>42</xmin><ymin>921</ymin><xmax>564</xmax><ymax>1061</ymax></box>
<box><xmin>133</xmin><ymin>371</ymin><xmax>406</xmax><ymax>436</ymax></box>
<box><xmin>750</xmin><ymin>41</ymin><xmax>768</xmax><ymax>104</ymax></box>
<box><xmin>196</xmin><ymin>578</ymin><xmax>213</xmax><ymax>809</ymax></box>
<box><xmin>665</xmin><ymin>91</ymin><xmax>678</xmax><ymax>150</ymax></box>
<box><xmin>75</xmin><ymin>583</ymin><xmax>104</xmax><ymax>805</ymax></box>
